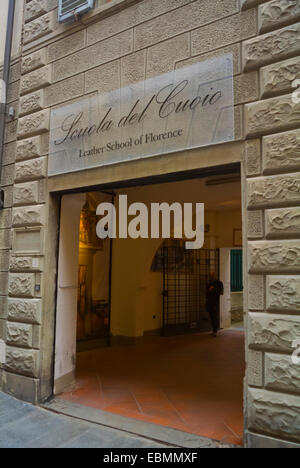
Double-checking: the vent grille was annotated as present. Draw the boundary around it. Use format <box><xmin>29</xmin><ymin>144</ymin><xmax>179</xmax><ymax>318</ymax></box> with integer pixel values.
<box><xmin>58</xmin><ymin>0</ymin><xmax>94</xmax><ymax>23</ymax></box>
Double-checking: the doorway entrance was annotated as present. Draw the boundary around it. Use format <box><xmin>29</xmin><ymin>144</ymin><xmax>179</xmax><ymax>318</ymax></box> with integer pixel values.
<box><xmin>53</xmin><ymin>170</ymin><xmax>245</xmax><ymax>445</ymax></box>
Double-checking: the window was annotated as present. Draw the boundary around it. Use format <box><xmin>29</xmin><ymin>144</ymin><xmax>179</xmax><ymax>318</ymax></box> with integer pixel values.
<box><xmin>58</xmin><ymin>0</ymin><xmax>95</xmax><ymax>23</ymax></box>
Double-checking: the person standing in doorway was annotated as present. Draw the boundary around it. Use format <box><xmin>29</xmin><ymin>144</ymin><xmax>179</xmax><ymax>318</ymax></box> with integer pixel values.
<box><xmin>206</xmin><ymin>272</ymin><xmax>224</xmax><ymax>337</ymax></box>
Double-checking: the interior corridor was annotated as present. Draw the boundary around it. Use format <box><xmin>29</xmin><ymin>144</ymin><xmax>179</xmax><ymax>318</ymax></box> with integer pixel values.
<box><xmin>58</xmin><ymin>329</ymin><xmax>245</xmax><ymax>446</ymax></box>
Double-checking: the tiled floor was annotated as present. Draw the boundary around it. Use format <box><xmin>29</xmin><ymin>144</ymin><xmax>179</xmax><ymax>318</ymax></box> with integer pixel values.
<box><xmin>58</xmin><ymin>330</ymin><xmax>245</xmax><ymax>445</ymax></box>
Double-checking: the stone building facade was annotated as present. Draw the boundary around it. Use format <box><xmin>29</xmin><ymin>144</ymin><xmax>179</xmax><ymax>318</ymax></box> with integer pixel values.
<box><xmin>0</xmin><ymin>0</ymin><xmax>299</xmax><ymax>448</ymax></box>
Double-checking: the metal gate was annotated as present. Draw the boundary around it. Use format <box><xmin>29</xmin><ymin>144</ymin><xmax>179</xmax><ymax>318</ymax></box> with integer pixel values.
<box><xmin>163</xmin><ymin>245</ymin><xmax>219</xmax><ymax>335</ymax></box>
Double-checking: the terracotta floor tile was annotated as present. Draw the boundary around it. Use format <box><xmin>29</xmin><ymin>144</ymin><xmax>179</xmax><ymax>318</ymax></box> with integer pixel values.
<box><xmin>73</xmin><ymin>396</ymin><xmax>106</xmax><ymax>410</ymax></box>
<box><xmin>58</xmin><ymin>330</ymin><xmax>245</xmax><ymax>445</ymax></box>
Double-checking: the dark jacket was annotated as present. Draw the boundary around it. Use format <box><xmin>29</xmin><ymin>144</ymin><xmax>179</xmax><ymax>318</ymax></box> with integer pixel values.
<box><xmin>206</xmin><ymin>279</ymin><xmax>224</xmax><ymax>304</ymax></box>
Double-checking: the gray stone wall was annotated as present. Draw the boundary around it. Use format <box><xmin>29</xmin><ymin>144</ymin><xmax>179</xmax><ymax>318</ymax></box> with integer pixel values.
<box><xmin>242</xmin><ymin>0</ymin><xmax>300</xmax><ymax>448</ymax></box>
<box><xmin>0</xmin><ymin>0</ymin><xmax>299</xmax><ymax>448</ymax></box>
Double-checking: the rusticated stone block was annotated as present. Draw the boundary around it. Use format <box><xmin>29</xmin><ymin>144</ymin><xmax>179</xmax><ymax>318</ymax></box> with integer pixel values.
<box><xmin>177</xmin><ymin>42</ymin><xmax>242</xmax><ymax>76</ymax></box>
<box><xmin>0</xmin><ymin>208</ymin><xmax>12</xmax><ymax>229</ymax></box>
<box><xmin>6</xmin><ymin>323</ymin><xmax>33</xmax><ymax>348</ymax></box>
<box><xmin>247</xmin><ymin>349</ymin><xmax>263</xmax><ymax>387</ymax></box>
<box><xmin>53</xmin><ymin>30</ymin><xmax>133</xmax><ymax>82</ymax></box>
<box><xmin>12</xmin><ymin>205</ymin><xmax>45</xmax><ymax>227</ymax></box>
<box><xmin>248</xmin><ymin>275</ymin><xmax>265</xmax><ymax>310</ymax></box>
<box><xmin>262</xmin><ymin>129</ymin><xmax>300</xmax><ymax>174</ymax></box>
<box><xmin>0</xmin><ymin>230</ymin><xmax>11</xmax><ymax>250</ymax></box>
<box><xmin>3</xmin><ymin>142</ymin><xmax>16</xmax><ymax>166</ymax></box>
<box><xmin>16</xmin><ymin>136</ymin><xmax>42</xmax><ymax>162</ymax></box>
<box><xmin>121</xmin><ymin>50</ymin><xmax>146</xmax><ymax>87</ymax></box>
<box><xmin>247</xmin><ymin>210</ymin><xmax>264</xmax><ymax>239</ymax></box>
<box><xmin>87</xmin><ymin>0</ymin><xmax>191</xmax><ymax>46</ymax></box>
<box><xmin>0</xmin><ymin>273</ymin><xmax>8</xmax><ymax>295</ymax></box>
<box><xmin>7</xmin><ymin>299</ymin><xmax>41</xmax><ymax>324</ymax></box>
<box><xmin>19</xmin><ymin>90</ymin><xmax>44</xmax><ymax>117</ymax></box>
<box><xmin>266</xmin><ymin>207</ymin><xmax>300</xmax><ymax>239</ymax></box>
<box><xmin>191</xmin><ymin>9</ymin><xmax>256</xmax><ymax>56</ymax></box>
<box><xmin>13</xmin><ymin>181</ymin><xmax>39</xmax><ymax>206</ymax></box>
<box><xmin>0</xmin><ymin>320</ymin><xmax>5</xmax><ymax>341</ymax></box>
<box><xmin>247</xmin><ymin>174</ymin><xmax>300</xmax><ymax>208</ymax></box>
<box><xmin>3</xmin><ymin>186</ymin><xmax>13</xmax><ymax>209</ymax></box>
<box><xmin>265</xmin><ymin>353</ymin><xmax>300</xmax><ymax>394</ymax></box>
<box><xmin>234</xmin><ymin>71</ymin><xmax>259</xmax><ymax>105</ymax></box>
<box><xmin>14</xmin><ymin>180</ymin><xmax>46</xmax><ymax>207</ymax></box>
<box><xmin>85</xmin><ymin>60</ymin><xmax>120</xmax><ymax>95</ymax></box>
<box><xmin>0</xmin><ymin>296</ymin><xmax>7</xmax><ymax>319</ymax></box>
<box><xmin>7</xmin><ymin>80</ymin><xmax>20</xmax><ymax>104</ymax></box>
<box><xmin>9</xmin><ymin>61</ymin><xmax>21</xmax><ymax>84</ymax></box>
<box><xmin>249</xmin><ymin>240</ymin><xmax>300</xmax><ymax>273</ymax></box>
<box><xmin>0</xmin><ymin>251</ymin><xmax>10</xmax><ymax>272</ymax></box>
<box><xmin>267</xmin><ymin>276</ymin><xmax>300</xmax><ymax>312</ymax></box>
<box><xmin>32</xmin><ymin>325</ymin><xmax>41</xmax><ymax>349</ymax></box>
<box><xmin>8</xmin><ymin>273</ymin><xmax>35</xmax><ymax>298</ymax></box>
<box><xmin>249</xmin><ymin>312</ymin><xmax>300</xmax><ymax>352</ymax></box>
<box><xmin>261</xmin><ymin>56</ymin><xmax>300</xmax><ymax>99</ymax></box>
<box><xmin>17</xmin><ymin>110</ymin><xmax>50</xmax><ymax>139</ymax></box>
<box><xmin>46</xmin><ymin>74</ymin><xmax>84</xmax><ymax>107</ymax></box>
<box><xmin>10</xmin><ymin>256</ymin><xmax>43</xmax><ymax>273</ymax></box>
<box><xmin>25</xmin><ymin>0</ymin><xmax>47</xmax><ymax>23</ymax></box>
<box><xmin>1</xmin><ymin>371</ymin><xmax>39</xmax><ymax>404</ymax></box>
<box><xmin>245</xmin><ymin>94</ymin><xmax>300</xmax><ymax>137</ymax></box>
<box><xmin>135</xmin><ymin>0</ymin><xmax>241</xmax><ymax>51</ymax></box>
<box><xmin>248</xmin><ymin>388</ymin><xmax>300</xmax><ymax>442</ymax></box>
<box><xmin>23</xmin><ymin>12</ymin><xmax>55</xmax><ymax>45</ymax></box>
<box><xmin>21</xmin><ymin>49</ymin><xmax>47</xmax><ymax>75</ymax></box>
<box><xmin>5</xmin><ymin>346</ymin><xmax>39</xmax><ymax>377</ymax></box>
<box><xmin>146</xmin><ymin>33</ymin><xmax>190</xmax><ymax>78</ymax></box>
<box><xmin>247</xmin><ymin>431</ymin><xmax>300</xmax><ymax>448</ymax></box>
<box><xmin>48</xmin><ymin>30</ymin><xmax>85</xmax><ymax>62</ymax></box>
<box><xmin>241</xmin><ymin>0</ymin><xmax>269</xmax><ymax>9</ymax></box>
<box><xmin>245</xmin><ymin>139</ymin><xmax>261</xmax><ymax>176</ymax></box>
<box><xmin>15</xmin><ymin>157</ymin><xmax>47</xmax><ymax>183</ymax></box>
<box><xmin>4</xmin><ymin>120</ymin><xmax>17</xmax><ymax>144</ymax></box>
<box><xmin>1</xmin><ymin>164</ymin><xmax>14</xmax><ymax>187</ymax></box>
<box><xmin>20</xmin><ymin>66</ymin><xmax>51</xmax><ymax>96</ymax></box>
<box><xmin>259</xmin><ymin>0</ymin><xmax>300</xmax><ymax>33</ymax></box>
<box><xmin>234</xmin><ymin>106</ymin><xmax>244</xmax><ymax>141</ymax></box>
<box><xmin>243</xmin><ymin>22</ymin><xmax>300</xmax><ymax>71</ymax></box>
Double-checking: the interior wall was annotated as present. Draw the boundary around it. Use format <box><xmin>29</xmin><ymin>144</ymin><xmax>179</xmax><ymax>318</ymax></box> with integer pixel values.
<box><xmin>109</xmin><ymin>178</ymin><xmax>242</xmax><ymax>338</ymax></box>
<box><xmin>92</xmin><ymin>241</ymin><xmax>110</xmax><ymax>301</ymax></box>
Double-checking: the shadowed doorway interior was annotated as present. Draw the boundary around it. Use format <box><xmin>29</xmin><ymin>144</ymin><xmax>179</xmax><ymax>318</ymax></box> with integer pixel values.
<box><xmin>54</xmin><ymin>174</ymin><xmax>245</xmax><ymax>446</ymax></box>
<box><xmin>76</xmin><ymin>195</ymin><xmax>111</xmax><ymax>351</ymax></box>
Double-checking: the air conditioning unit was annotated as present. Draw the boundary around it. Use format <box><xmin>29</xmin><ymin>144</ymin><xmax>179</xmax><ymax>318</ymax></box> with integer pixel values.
<box><xmin>58</xmin><ymin>0</ymin><xmax>95</xmax><ymax>23</ymax></box>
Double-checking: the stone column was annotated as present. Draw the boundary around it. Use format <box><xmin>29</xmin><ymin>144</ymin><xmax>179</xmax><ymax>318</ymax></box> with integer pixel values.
<box><xmin>0</xmin><ymin>40</ymin><xmax>52</xmax><ymax>402</ymax></box>
<box><xmin>242</xmin><ymin>0</ymin><xmax>300</xmax><ymax>448</ymax></box>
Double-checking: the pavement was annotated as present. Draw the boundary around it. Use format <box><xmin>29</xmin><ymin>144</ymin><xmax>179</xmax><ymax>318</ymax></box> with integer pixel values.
<box><xmin>0</xmin><ymin>391</ymin><xmax>169</xmax><ymax>448</ymax></box>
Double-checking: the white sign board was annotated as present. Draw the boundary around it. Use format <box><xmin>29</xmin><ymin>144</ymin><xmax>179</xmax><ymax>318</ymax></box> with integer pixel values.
<box><xmin>48</xmin><ymin>54</ymin><xmax>234</xmax><ymax>177</ymax></box>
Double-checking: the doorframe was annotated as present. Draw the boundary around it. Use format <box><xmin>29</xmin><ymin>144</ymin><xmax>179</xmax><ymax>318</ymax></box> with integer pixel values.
<box><xmin>50</xmin><ymin>162</ymin><xmax>242</xmax><ymax>396</ymax></box>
